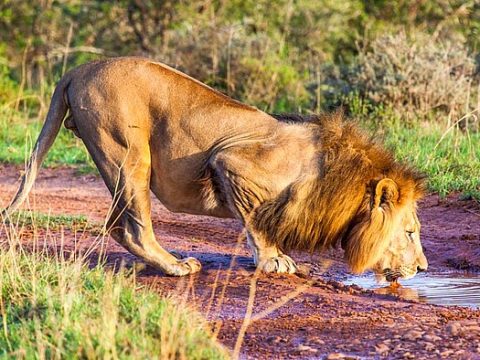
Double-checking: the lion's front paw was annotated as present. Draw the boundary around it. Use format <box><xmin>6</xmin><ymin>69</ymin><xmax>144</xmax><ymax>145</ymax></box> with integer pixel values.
<box><xmin>258</xmin><ymin>254</ymin><xmax>297</xmax><ymax>274</ymax></box>
<box><xmin>166</xmin><ymin>257</ymin><xmax>202</xmax><ymax>276</ymax></box>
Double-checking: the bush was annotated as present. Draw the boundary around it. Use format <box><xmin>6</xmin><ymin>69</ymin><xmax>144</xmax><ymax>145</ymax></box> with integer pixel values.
<box><xmin>0</xmin><ymin>45</ymin><xmax>18</xmax><ymax>102</ymax></box>
<box><xmin>160</xmin><ymin>23</ymin><xmax>310</xmax><ymax>112</ymax></box>
<box><xmin>327</xmin><ymin>33</ymin><xmax>479</xmax><ymax>122</ymax></box>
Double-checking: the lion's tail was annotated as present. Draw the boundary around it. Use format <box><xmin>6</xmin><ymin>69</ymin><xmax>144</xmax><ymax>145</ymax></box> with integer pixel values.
<box><xmin>1</xmin><ymin>75</ymin><xmax>71</xmax><ymax>219</ymax></box>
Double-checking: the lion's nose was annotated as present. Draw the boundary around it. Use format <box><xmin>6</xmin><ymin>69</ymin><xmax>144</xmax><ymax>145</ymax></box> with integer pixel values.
<box><xmin>418</xmin><ymin>253</ymin><xmax>428</xmax><ymax>272</ymax></box>
<box><xmin>417</xmin><ymin>266</ymin><xmax>427</xmax><ymax>273</ymax></box>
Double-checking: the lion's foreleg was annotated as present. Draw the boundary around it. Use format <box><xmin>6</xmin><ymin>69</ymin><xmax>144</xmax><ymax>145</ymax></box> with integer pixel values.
<box><xmin>210</xmin><ymin>150</ymin><xmax>298</xmax><ymax>274</ymax></box>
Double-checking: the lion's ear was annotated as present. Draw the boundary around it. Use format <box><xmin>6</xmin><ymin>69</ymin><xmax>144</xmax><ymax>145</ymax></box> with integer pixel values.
<box><xmin>374</xmin><ymin>178</ymin><xmax>399</xmax><ymax>209</ymax></box>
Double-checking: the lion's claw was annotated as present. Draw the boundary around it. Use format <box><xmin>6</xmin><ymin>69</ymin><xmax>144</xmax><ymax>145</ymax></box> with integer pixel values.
<box><xmin>258</xmin><ymin>254</ymin><xmax>297</xmax><ymax>274</ymax></box>
<box><xmin>167</xmin><ymin>257</ymin><xmax>202</xmax><ymax>276</ymax></box>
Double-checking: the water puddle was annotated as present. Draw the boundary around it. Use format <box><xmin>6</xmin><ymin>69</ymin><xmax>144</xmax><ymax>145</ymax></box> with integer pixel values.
<box><xmin>343</xmin><ymin>272</ymin><xmax>480</xmax><ymax>308</ymax></box>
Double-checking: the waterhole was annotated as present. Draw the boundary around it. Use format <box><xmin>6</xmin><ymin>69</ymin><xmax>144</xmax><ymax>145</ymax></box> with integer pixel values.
<box><xmin>343</xmin><ymin>272</ymin><xmax>480</xmax><ymax>308</ymax></box>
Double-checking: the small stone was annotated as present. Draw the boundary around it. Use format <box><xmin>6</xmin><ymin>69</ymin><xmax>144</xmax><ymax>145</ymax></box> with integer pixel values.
<box><xmin>326</xmin><ymin>353</ymin><xmax>346</xmax><ymax>359</ymax></box>
<box><xmin>296</xmin><ymin>344</ymin><xmax>317</xmax><ymax>353</ymax></box>
<box><xmin>394</xmin><ymin>344</ymin><xmax>404</xmax><ymax>352</ymax></box>
<box><xmin>447</xmin><ymin>322</ymin><xmax>461</xmax><ymax>336</ymax></box>
<box><xmin>467</xmin><ymin>325</ymin><xmax>480</xmax><ymax>333</ymax></box>
<box><xmin>267</xmin><ymin>336</ymin><xmax>282</xmax><ymax>344</ymax></box>
<box><xmin>450</xmin><ymin>342</ymin><xmax>460</xmax><ymax>350</ymax></box>
<box><xmin>423</xmin><ymin>334</ymin><xmax>442</xmax><ymax>342</ymax></box>
<box><xmin>375</xmin><ymin>343</ymin><xmax>389</xmax><ymax>354</ymax></box>
<box><xmin>440</xmin><ymin>350</ymin><xmax>454</xmax><ymax>357</ymax></box>
<box><xmin>424</xmin><ymin>342</ymin><xmax>436</xmax><ymax>351</ymax></box>
<box><xmin>461</xmin><ymin>320</ymin><xmax>478</xmax><ymax>327</ymax></box>
<box><xmin>403</xmin><ymin>329</ymin><xmax>424</xmax><ymax>341</ymax></box>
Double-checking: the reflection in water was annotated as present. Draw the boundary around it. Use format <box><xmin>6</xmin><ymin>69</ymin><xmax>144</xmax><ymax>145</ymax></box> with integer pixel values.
<box><xmin>343</xmin><ymin>273</ymin><xmax>480</xmax><ymax>308</ymax></box>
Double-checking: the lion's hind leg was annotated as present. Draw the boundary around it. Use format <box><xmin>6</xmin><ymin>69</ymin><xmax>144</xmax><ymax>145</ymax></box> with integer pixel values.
<box><xmin>82</xmin><ymin>135</ymin><xmax>201</xmax><ymax>276</ymax></box>
<box><xmin>247</xmin><ymin>230</ymin><xmax>298</xmax><ymax>274</ymax></box>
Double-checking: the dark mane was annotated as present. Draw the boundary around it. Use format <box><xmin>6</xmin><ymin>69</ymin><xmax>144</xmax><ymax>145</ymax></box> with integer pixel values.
<box><xmin>269</xmin><ymin>113</ymin><xmax>318</xmax><ymax>124</ymax></box>
<box><xmin>252</xmin><ymin>112</ymin><xmax>426</xmax><ymax>268</ymax></box>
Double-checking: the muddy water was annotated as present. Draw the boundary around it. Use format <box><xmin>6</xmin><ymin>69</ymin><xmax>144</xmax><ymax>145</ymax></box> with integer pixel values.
<box><xmin>344</xmin><ymin>272</ymin><xmax>480</xmax><ymax>308</ymax></box>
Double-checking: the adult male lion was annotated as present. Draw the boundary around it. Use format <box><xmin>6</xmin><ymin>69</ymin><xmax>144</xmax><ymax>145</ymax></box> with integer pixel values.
<box><xmin>2</xmin><ymin>57</ymin><xmax>428</xmax><ymax>280</ymax></box>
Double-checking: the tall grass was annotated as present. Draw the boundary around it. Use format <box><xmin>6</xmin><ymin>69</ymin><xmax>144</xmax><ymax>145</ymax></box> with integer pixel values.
<box><xmin>345</xmin><ymin>93</ymin><xmax>480</xmax><ymax>199</ymax></box>
<box><xmin>0</xmin><ymin>219</ymin><xmax>226</xmax><ymax>359</ymax></box>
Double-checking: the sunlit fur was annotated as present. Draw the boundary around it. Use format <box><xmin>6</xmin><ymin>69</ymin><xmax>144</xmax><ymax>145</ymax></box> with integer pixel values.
<box><xmin>252</xmin><ymin>112</ymin><xmax>426</xmax><ymax>273</ymax></box>
<box><xmin>2</xmin><ymin>57</ymin><xmax>425</xmax><ymax>278</ymax></box>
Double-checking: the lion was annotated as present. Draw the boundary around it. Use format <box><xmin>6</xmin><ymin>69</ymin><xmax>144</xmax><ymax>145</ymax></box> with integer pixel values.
<box><xmin>1</xmin><ymin>57</ymin><xmax>428</xmax><ymax>281</ymax></box>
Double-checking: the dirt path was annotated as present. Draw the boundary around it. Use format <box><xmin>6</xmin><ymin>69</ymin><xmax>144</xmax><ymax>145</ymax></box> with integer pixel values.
<box><xmin>1</xmin><ymin>164</ymin><xmax>479</xmax><ymax>359</ymax></box>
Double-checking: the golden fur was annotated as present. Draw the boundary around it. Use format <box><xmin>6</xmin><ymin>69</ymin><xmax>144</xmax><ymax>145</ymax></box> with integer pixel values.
<box><xmin>1</xmin><ymin>57</ymin><xmax>427</xmax><ymax>277</ymax></box>
<box><xmin>253</xmin><ymin>113</ymin><xmax>426</xmax><ymax>273</ymax></box>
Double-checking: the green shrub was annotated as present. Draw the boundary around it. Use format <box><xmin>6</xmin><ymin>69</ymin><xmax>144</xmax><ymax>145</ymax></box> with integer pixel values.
<box><xmin>161</xmin><ymin>24</ymin><xmax>310</xmax><ymax>112</ymax></box>
<box><xmin>0</xmin><ymin>45</ymin><xmax>18</xmax><ymax>102</ymax></box>
<box><xmin>326</xmin><ymin>33</ymin><xmax>479</xmax><ymax>122</ymax></box>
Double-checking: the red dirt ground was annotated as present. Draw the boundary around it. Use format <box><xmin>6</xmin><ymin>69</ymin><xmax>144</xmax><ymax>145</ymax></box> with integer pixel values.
<box><xmin>1</xmin><ymin>164</ymin><xmax>479</xmax><ymax>359</ymax></box>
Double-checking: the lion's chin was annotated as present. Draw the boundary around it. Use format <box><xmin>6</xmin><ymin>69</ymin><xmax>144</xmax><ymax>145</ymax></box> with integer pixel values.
<box><xmin>399</xmin><ymin>272</ymin><xmax>417</xmax><ymax>281</ymax></box>
<box><xmin>374</xmin><ymin>273</ymin><xmax>389</xmax><ymax>284</ymax></box>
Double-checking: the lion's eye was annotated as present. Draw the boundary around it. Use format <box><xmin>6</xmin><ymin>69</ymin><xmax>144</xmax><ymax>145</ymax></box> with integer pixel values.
<box><xmin>406</xmin><ymin>230</ymin><xmax>415</xmax><ymax>240</ymax></box>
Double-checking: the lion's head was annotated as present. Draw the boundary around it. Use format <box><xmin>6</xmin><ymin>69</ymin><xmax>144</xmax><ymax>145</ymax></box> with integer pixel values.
<box><xmin>256</xmin><ymin>112</ymin><xmax>427</xmax><ymax>281</ymax></box>
<box><xmin>343</xmin><ymin>177</ymin><xmax>427</xmax><ymax>282</ymax></box>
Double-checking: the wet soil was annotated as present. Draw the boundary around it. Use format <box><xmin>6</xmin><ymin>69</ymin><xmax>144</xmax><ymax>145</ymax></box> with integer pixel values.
<box><xmin>1</xmin><ymin>164</ymin><xmax>480</xmax><ymax>359</ymax></box>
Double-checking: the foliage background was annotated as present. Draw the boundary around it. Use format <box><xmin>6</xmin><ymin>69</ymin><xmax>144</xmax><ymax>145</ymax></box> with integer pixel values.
<box><xmin>1</xmin><ymin>0</ymin><xmax>479</xmax><ymax>112</ymax></box>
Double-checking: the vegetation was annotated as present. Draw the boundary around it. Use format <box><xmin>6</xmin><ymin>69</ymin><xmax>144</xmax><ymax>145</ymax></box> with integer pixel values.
<box><xmin>0</xmin><ymin>221</ymin><xmax>225</xmax><ymax>359</ymax></box>
<box><xmin>1</xmin><ymin>1</ymin><xmax>479</xmax><ymax>112</ymax></box>
<box><xmin>379</xmin><ymin>120</ymin><xmax>480</xmax><ymax>199</ymax></box>
<box><xmin>0</xmin><ymin>1</ymin><xmax>479</xmax><ymax>357</ymax></box>
<box><xmin>326</xmin><ymin>33</ymin><xmax>479</xmax><ymax>122</ymax></box>
<box><xmin>0</xmin><ymin>106</ymin><xmax>94</xmax><ymax>171</ymax></box>
<box><xmin>4</xmin><ymin>210</ymin><xmax>101</xmax><ymax>232</ymax></box>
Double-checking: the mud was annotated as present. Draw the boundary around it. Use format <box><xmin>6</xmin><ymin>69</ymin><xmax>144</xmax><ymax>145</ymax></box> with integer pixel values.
<box><xmin>1</xmin><ymin>164</ymin><xmax>480</xmax><ymax>359</ymax></box>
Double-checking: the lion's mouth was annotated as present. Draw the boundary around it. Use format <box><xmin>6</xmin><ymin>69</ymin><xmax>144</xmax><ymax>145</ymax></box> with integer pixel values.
<box><xmin>383</xmin><ymin>268</ymin><xmax>402</xmax><ymax>282</ymax></box>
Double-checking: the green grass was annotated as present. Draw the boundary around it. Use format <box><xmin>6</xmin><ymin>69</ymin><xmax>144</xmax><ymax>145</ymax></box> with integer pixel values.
<box><xmin>378</xmin><ymin>120</ymin><xmax>480</xmax><ymax>199</ymax></box>
<box><xmin>0</xmin><ymin>224</ymin><xmax>226</xmax><ymax>359</ymax></box>
<box><xmin>0</xmin><ymin>107</ymin><xmax>95</xmax><ymax>172</ymax></box>
<box><xmin>5</xmin><ymin>211</ymin><xmax>102</xmax><ymax>233</ymax></box>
